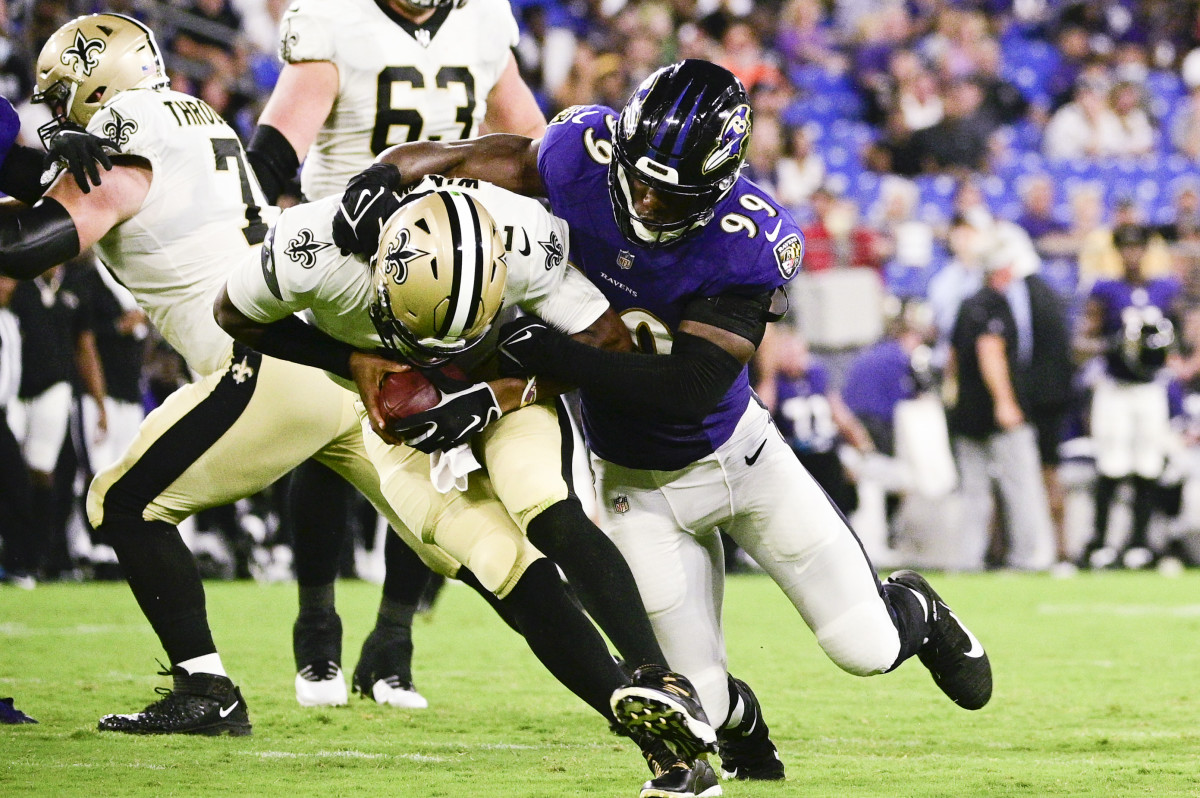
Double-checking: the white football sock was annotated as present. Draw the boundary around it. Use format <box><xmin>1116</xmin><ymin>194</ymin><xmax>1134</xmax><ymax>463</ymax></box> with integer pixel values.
<box><xmin>176</xmin><ymin>653</ymin><xmax>227</xmax><ymax>678</ymax></box>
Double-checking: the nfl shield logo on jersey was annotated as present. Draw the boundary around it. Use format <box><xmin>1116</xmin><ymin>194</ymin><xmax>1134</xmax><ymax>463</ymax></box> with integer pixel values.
<box><xmin>617</xmin><ymin>250</ymin><xmax>635</xmax><ymax>270</ymax></box>
<box><xmin>613</xmin><ymin>494</ymin><xmax>630</xmax><ymax>514</ymax></box>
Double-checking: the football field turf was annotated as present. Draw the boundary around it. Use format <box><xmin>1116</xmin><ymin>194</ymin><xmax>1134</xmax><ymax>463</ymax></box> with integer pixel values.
<box><xmin>4</xmin><ymin>571</ymin><xmax>1199</xmax><ymax>797</ymax></box>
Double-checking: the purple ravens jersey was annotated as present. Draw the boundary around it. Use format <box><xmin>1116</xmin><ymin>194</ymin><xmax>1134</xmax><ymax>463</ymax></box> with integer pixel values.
<box><xmin>774</xmin><ymin>360</ymin><xmax>838</xmax><ymax>454</ymax></box>
<box><xmin>1090</xmin><ymin>277</ymin><xmax>1179</xmax><ymax>382</ymax></box>
<box><xmin>539</xmin><ymin>104</ymin><xmax>804</xmax><ymax>470</ymax></box>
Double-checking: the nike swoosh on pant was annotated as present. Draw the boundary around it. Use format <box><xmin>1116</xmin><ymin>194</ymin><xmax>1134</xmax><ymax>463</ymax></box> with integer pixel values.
<box><xmin>744</xmin><ymin>440</ymin><xmax>767</xmax><ymax>466</ymax></box>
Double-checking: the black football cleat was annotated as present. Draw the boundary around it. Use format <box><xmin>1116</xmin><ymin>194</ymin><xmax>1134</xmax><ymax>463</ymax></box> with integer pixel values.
<box><xmin>98</xmin><ymin>666</ymin><xmax>250</xmax><ymax>736</ymax></box>
<box><xmin>611</xmin><ymin>665</ymin><xmax>718</xmax><ymax>762</ymax></box>
<box><xmin>717</xmin><ymin>676</ymin><xmax>784</xmax><ymax>780</ymax></box>
<box><xmin>352</xmin><ymin>624</ymin><xmax>427</xmax><ymax>708</ymax></box>
<box><xmin>887</xmin><ymin>570</ymin><xmax>992</xmax><ymax>710</ymax></box>
<box><xmin>293</xmin><ymin>609</ymin><xmax>347</xmax><ymax>707</ymax></box>
<box><xmin>641</xmin><ymin>757</ymin><xmax>723</xmax><ymax>798</ymax></box>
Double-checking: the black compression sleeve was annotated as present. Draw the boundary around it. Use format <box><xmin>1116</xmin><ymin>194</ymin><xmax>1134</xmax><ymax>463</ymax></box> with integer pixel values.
<box><xmin>0</xmin><ymin>144</ymin><xmax>49</xmax><ymax>204</ymax></box>
<box><xmin>254</xmin><ymin>314</ymin><xmax>357</xmax><ymax>381</ymax></box>
<box><xmin>246</xmin><ymin>124</ymin><xmax>300</xmax><ymax>205</ymax></box>
<box><xmin>0</xmin><ymin>197</ymin><xmax>81</xmax><ymax>278</ymax></box>
<box><xmin>524</xmin><ymin>330</ymin><xmax>744</xmax><ymax>422</ymax></box>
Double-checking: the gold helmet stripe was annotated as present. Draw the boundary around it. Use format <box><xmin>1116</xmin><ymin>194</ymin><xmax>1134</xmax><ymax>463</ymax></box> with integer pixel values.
<box><xmin>437</xmin><ymin>190</ymin><xmax>486</xmax><ymax>342</ymax></box>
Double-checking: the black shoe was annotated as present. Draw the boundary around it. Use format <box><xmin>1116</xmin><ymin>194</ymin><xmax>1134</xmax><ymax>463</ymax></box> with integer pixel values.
<box><xmin>717</xmin><ymin>676</ymin><xmax>784</xmax><ymax>780</ymax></box>
<box><xmin>98</xmin><ymin>666</ymin><xmax>251</xmax><ymax>735</ymax></box>
<box><xmin>610</xmin><ymin>665</ymin><xmax>718</xmax><ymax>762</ymax></box>
<box><xmin>352</xmin><ymin>624</ymin><xmax>427</xmax><ymax>708</ymax></box>
<box><xmin>641</xmin><ymin>757</ymin><xmax>722</xmax><ymax>798</ymax></box>
<box><xmin>887</xmin><ymin>570</ymin><xmax>992</xmax><ymax>710</ymax></box>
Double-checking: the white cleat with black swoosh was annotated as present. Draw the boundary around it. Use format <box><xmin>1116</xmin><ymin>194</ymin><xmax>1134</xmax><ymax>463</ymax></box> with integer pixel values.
<box><xmin>887</xmin><ymin>570</ymin><xmax>993</xmax><ymax>710</ymax></box>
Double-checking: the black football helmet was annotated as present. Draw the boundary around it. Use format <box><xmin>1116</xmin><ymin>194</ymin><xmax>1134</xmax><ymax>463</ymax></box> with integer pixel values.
<box><xmin>609</xmin><ymin>59</ymin><xmax>752</xmax><ymax>248</ymax></box>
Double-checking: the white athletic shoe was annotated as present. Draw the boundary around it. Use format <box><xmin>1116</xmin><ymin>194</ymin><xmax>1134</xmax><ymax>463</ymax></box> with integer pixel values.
<box><xmin>295</xmin><ymin>662</ymin><xmax>348</xmax><ymax>707</ymax></box>
<box><xmin>370</xmin><ymin>677</ymin><xmax>429</xmax><ymax>709</ymax></box>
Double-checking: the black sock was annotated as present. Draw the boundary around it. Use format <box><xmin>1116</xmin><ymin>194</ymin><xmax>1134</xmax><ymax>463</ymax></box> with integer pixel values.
<box><xmin>526</xmin><ymin>500</ymin><xmax>666</xmax><ymax>670</ymax></box>
<box><xmin>1086</xmin><ymin>475</ymin><xmax>1120</xmax><ymax>553</ymax></box>
<box><xmin>290</xmin><ymin>460</ymin><xmax>351</xmax><ymax>588</ymax></box>
<box><xmin>375</xmin><ymin>531</ymin><xmax>428</xmax><ymax>631</ymax></box>
<box><xmin>457</xmin><ymin>567</ymin><xmax>522</xmax><ymax>634</ymax></box>
<box><xmin>499</xmin><ymin>558</ymin><xmax>626</xmax><ymax>720</ymax></box>
<box><xmin>1130</xmin><ymin>476</ymin><xmax>1157</xmax><ymax>549</ymax></box>
<box><xmin>880</xmin><ymin>581</ymin><xmax>929</xmax><ymax>671</ymax></box>
<box><xmin>101</xmin><ymin>517</ymin><xmax>216</xmax><ymax>664</ymax></box>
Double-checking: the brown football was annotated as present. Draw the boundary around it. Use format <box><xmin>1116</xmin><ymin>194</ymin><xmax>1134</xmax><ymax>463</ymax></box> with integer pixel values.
<box><xmin>379</xmin><ymin>370</ymin><xmax>440</xmax><ymax>424</ymax></box>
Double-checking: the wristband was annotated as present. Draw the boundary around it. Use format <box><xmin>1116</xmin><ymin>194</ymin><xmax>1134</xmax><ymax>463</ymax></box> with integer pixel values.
<box><xmin>519</xmin><ymin>376</ymin><xmax>538</xmax><ymax>408</ymax></box>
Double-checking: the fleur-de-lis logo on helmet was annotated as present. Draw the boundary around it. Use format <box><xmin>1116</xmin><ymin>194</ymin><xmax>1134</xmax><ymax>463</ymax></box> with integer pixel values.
<box><xmin>60</xmin><ymin>30</ymin><xmax>106</xmax><ymax>77</ymax></box>
<box><xmin>381</xmin><ymin>227</ymin><xmax>428</xmax><ymax>286</ymax></box>
<box><xmin>101</xmin><ymin>109</ymin><xmax>137</xmax><ymax>148</ymax></box>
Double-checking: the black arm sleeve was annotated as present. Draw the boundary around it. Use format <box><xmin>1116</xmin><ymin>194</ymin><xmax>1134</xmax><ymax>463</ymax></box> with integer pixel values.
<box><xmin>0</xmin><ymin>144</ymin><xmax>50</xmax><ymax>204</ymax></box>
<box><xmin>524</xmin><ymin>331</ymin><xmax>744</xmax><ymax>423</ymax></box>
<box><xmin>0</xmin><ymin>197</ymin><xmax>81</xmax><ymax>279</ymax></box>
<box><xmin>252</xmin><ymin>314</ymin><xmax>357</xmax><ymax>382</ymax></box>
<box><xmin>245</xmin><ymin>124</ymin><xmax>300</xmax><ymax>205</ymax></box>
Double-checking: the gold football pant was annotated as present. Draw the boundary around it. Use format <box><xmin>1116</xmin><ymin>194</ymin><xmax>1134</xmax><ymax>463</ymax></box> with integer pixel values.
<box><xmin>87</xmin><ymin>343</ymin><xmax>460</xmax><ymax>578</ymax></box>
<box><xmin>359</xmin><ymin>401</ymin><xmax>578</xmax><ymax>598</ymax></box>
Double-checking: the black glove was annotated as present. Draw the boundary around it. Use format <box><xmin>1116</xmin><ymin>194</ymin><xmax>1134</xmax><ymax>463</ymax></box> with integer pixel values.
<box><xmin>42</xmin><ymin>124</ymin><xmax>118</xmax><ymax>194</ymax></box>
<box><xmin>331</xmin><ymin>162</ymin><xmax>404</xmax><ymax>256</ymax></box>
<box><xmin>389</xmin><ymin>369</ymin><xmax>502</xmax><ymax>454</ymax></box>
<box><xmin>496</xmin><ymin>316</ymin><xmax>554</xmax><ymax>377</ymax></box>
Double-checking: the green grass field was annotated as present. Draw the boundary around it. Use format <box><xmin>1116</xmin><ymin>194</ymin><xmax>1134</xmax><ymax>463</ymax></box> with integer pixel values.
<box><xmin>4</xmin><ymin>571</ymin><xmax>1200</xmax><ymax>797</ymax></box>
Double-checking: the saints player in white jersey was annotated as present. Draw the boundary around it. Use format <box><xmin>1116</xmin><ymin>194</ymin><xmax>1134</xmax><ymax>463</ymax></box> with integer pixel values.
<box><xmin>215</xmin><ymin>180</ymin><xmax>722</xmax><ymax>796</ymax></box>
<box><xmin>0</xmin><ymin>12</ymin><xmax>489</xmax><ymax>737</ymax></box>
<box><xmin>243</xmin><ymin>0</ymin><xmax>546</xmax><ymax>711</ymax></box>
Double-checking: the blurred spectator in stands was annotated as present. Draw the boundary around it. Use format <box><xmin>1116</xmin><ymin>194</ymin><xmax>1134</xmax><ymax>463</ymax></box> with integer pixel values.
<box><xmin>774</xmin><ymin>123</ymin><xmax>826</xmax><ymax>209</ymax></box>
<box><xmin>853</xmin><ymin>4</ymin><xmax>912</xmax><ymax>126</ymax></box>
<box><xmin>1076</xmin><ymin>196</ymin><xmax>1173</xmax><ymax>283</ymax></box>
<box><xmin>911</xmin><ymin>76</ymin><xmax>993</xmax><ymax>174</ymax></box>
<box><xmin>516</xmin><ymin>1</ymin><xmax>579</xmax><ymax>106</ymax></box>
<box><xmin>1110</xmin><ymin>79</ymin><xmax>1157</xmax><ymax>156</ymax></box>
<box><xmin>843</xmin><ymin>301</ymin><xmax>930</xmax><ymax>457</ymax></box>
<box><xmin>1157</xmin><ymin>181</ymin><xmax>1200</xmax><ymax>244</ymax></box>
<box><xmin>802</xmin><ymin>185</ymin><xmax>886</xmax><ymax>273</ymax></box>
<box><xmin>171</xmin><ymin>0</ymin><xmax>247</xmax><ymax>82</ymax></box>
<box><xmin>1170</xmin><ymin>81</ymin><xmax>1200</xmax><ymax>161</ymax></box>
<box><xmin>1044</xmin><ymin>74</ymin><xmax>1126</xmax><ymax>160</ymax></box>
<box><xmin>871</xmin><ymin>175</ymin><xmax>934</xmax><ymax>271</ymax></box>
<box><xmin>863</xmin><ymin>108</ymin><xmax>923</xmax><ymax>176</ymax></box>
<box><xmin>0</xmin><ymin>3</ymin><xmax>32</xmax><ymax>102</ymax></box>
<box><xmin>717</xmin><ymin>19</ymin><xmax>783</xmax><ymax>93</ymax></box>
<box><xmin>755</xmin><ymin>327</ymin><xmax>873</xmax><ymax>516</ymax></box>
<box><xmin>928</xmin><ymin>214</ymin><xmax>985</xmax><ymax>353</ymax></box>
<box><xmin>776</xmin><ymin>0</ymin><xmax>846</xmax><ymax>74</ymax></box>
<box><xmin>198</xmin><ymin>73</ymin><xmax>254</xmax><ymax>140</ymax></box>
<box><xmin>1044</xmin><ymin>25</ymin><xmax>1091</xmax><ymax>111</ymax></box>
<box><xmin>1016</xmin><ymin>173</ymin><xmax>1070</xmax><ymax>242</ymax></box>
<box><xmin>0</xmin><ymin>274</ymin><xmax>36</xmax><ymax>588</ymax></box>
<box><xmin>946</xmin><ymin>229</ymin><xmax>1055</xmax><ymax>571</ymax></box>
<box><xmin>974</xmin><ymin>38</ymin><xmax>1033</xmax><ymax>128</ymax></box>
<box><xmin>897</xmin><ymin>61</ymin><xmax>944</xmax><ymax>132</ymax></box>
<box><xmin>923</xmin><ymin>8</ymin><xmax>989</xmax><ymax>82</ymax></box>
<box><xmin>744</xmin><ymin>113</ymin><xmax>784</xmax><ymax>196</ymax></box>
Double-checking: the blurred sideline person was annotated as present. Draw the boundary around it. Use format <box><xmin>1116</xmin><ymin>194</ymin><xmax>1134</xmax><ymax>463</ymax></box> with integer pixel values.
<box><xmin>1074</xmin><ymin>223</ymin><xmax>1179</xmax><ymax>569</ymax></box>
<box><xmin>245</xmin><ymin>0</ymin><xmax>547</xmax><ymax>708</ymax></box>
<box><xmin>0</xmin><ymin>275</ymin><xmax>38</xmax><ymax>587</ymax></box>
<box><xmin>0</xmin><ymin>12</ymin><xmax>479</xmax><ymax>737</ymax></box>
<box><xmin>215</xmin><ymin>182</ymin><xmax>721</xmax><ymax>796</ymax></box>
<box><xmin>945</xmin><ymin>231</ymin><xmax>1055</xmax><ymax>570</ymax></box>
<box><xmin>331</xmin><ymin>59</ymin><xmax>995</xmax><ymax>783</ymax></box>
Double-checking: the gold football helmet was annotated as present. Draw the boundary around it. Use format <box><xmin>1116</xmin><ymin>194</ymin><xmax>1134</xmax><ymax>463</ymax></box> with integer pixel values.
<box><xmin>370</xmin><ymin>189</ymin><xmax>508</xmax><ymax>366</ymax></box>
<box><xmin>32</xmin><ymin>13</ymin><xmax>168</xmax><ymax>142</ymax></box>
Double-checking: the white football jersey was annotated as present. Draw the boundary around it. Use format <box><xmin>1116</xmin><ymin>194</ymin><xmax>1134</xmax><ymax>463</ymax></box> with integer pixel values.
<box><xmin>87</xmin><ymin>88</ymin><xmax>277</xmax><ymax>377</ymax></box>
<box><xmin>225</xmin><ymin>175</ymin><xmax>608</xmax><ymax>385</ymax></box>
<box><xmin>279</xmin><ymin>0</ymin><xmax>519</xmax><ymax>200</ymax></box>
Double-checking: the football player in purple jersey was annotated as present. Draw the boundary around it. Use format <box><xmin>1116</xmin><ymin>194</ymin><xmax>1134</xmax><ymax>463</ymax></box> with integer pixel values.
<box><xmin>331</xmin><ymin>59</ymin><xmax>994</xmax><ymax>785</ymax></box>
